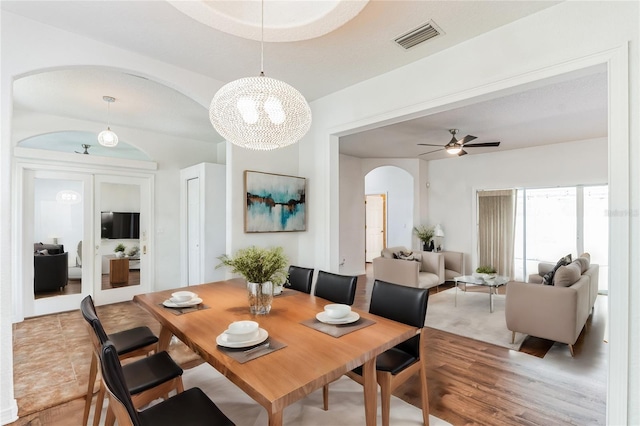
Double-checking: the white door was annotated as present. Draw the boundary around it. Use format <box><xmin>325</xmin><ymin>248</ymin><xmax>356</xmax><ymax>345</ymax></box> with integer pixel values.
<box><xmin>93</xmin><ymin>174</ymin><xmax>153</xmax><ymax>305</ymax></box>
<box><xmin>365</xmin><ymin>194</ymin><xmax>386</xmax><ymax>262</ymax></box>
<box><xmin>187</xmin><ymin>177</ymin><xmax>201</xmax><ymax>285</ymax></box>
<box><xmin>21</xmin><ymin>169</ymin><xmax>94</xmax><ymax>317</ymax></box>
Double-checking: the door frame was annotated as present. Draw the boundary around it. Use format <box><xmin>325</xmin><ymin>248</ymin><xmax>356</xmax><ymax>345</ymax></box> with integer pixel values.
<box><xmin>365</xmin><ymin>193</ymin><xmax>386</xmax><ymax>262</ymax></box>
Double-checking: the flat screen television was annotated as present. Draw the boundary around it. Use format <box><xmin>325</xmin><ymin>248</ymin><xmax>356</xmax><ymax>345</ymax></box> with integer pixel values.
<box><xmin>101</xmin><ymin>212</ymin><xmax>140</xmax><ymax>239</ymax></box>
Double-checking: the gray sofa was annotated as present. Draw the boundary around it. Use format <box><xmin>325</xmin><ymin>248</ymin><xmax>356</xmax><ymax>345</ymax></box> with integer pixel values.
<box><xmin>372</xmin><ymin>246</ymin><xmax>445</xmax><ymax>289</ymax></box>
<box><xmin>505</xmin><ymin>253</ymin><xmax>598</xmax><ymax>356</ymax></box>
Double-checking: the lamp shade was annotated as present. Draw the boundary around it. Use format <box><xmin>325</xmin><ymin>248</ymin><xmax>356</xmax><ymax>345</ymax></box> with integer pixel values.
<box><xmin>98</xmin><ymin>127</ymin><xmax>118</xmax><ymax>147</ymax></box>
<box><xmin>209</xmin><ymin>75</ymin><xmax>312</xmax><ymax>151</ymax></box>
<box><xmin>434</xmin><ymin>224</ymin><xmax>444</xmax><ymax>237</ymax></box>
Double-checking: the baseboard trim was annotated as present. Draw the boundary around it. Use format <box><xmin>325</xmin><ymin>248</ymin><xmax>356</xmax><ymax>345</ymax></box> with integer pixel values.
<box><xmin>0</xmin><ymin>398</ymin><xmax>18</xmax><ymax>425</ymax></box>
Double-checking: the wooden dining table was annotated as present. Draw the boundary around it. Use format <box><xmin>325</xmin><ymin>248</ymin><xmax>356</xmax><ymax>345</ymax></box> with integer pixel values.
<box><xmin>133</xmin><ymin>279</ymin><xmax>418</xmax><ymax>426</ymax></box>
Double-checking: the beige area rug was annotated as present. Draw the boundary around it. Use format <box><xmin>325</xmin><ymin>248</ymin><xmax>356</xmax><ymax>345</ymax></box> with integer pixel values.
<box><xmin>426</xmin><ymin>287</ymin><xmax>525</xmax><ymax>350</ymax></box>
<box><xmin>180</xmin><ymin>362</ymin><xmax>451</xmax><ymax>426</ymax></box>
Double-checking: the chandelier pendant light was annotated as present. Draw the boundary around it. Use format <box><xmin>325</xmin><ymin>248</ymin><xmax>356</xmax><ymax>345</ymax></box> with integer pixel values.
<box><xmin>209</xmin><ymin>0</ymin><xmax>312</xmax><ymax>151</ymax></box>
<box><xmin>98</xmin><ymin>96</ymin><xmax>119</xmax><ymax>147</ymax></box>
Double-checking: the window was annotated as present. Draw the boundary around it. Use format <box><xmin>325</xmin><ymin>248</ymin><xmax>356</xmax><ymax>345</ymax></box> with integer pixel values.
<box><xmin>512</xmin><ymin>185</ymin><xmax>608</xmax><ymax>292</ymax></box>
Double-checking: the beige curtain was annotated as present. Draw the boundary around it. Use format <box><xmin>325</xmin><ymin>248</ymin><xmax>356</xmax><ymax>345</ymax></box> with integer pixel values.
<box><xmin>477</xmin><ymin>189</ymin><xmax>516</xmax><ymax>278</ymax></box>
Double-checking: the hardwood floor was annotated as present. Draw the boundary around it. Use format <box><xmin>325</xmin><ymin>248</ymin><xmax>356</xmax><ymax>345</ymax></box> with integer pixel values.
<box><xmin>12</xmin><ymin>268</ymin><xmax>606</xmax><ymax>425</ymax></box>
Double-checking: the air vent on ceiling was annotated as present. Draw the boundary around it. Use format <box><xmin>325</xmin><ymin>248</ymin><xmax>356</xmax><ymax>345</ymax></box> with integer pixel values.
<box><xmin>394</xmin><ymin>20</ymin><xmax>443</xmax><ymax>50</ymax></box>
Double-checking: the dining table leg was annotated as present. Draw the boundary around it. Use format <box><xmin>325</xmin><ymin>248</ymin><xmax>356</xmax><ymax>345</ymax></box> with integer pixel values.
<box><xmin>157</xmin><ymin>326</ymin><xmax>173</xmax><ymax>352</ymax></box>
<box><xmin>362</xmin><ymin>358</ymin><xmax>377</xmax><ymax>426</ymax></box>
<box><xmin>268</xmin><ymin>409</ymin><xmax>283</xmax><ymax>426</ymax></box>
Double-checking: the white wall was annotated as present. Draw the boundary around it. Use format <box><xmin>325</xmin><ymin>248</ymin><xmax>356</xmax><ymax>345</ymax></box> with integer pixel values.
<box><xmin>225</xmin><ymin>143</ymin><xmax>303</xmax><ymax>277</ymax></box>
<box><xmin>364</xmin><ymin>166</ymin><xmax>413</xmax><ymax>248</ymax></box>
<box><xmin>339</xmin><ymin>154</ymin><xmax>364</xmax><ymax>274</ymax></box>
<box><xmin>33</xmin><ymin>178</ymin><xmax>83</xmax><ymax>266</ymax></box>
<box><xmin>303</xmin><ymin>2</ymin><xmax>638</xmax><ymax>424</ymax></box>
<box><xmin>339</xmin><ymin>156</ymin><xmax>425</xmax><ymax>275</ymax></box>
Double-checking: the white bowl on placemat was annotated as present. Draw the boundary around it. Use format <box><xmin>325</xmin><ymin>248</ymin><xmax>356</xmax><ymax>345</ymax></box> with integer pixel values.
<box><xmin>171</xmin><ymin>291</ymin><xmax>197</xmax><ymax>303</ymax></box>
<box><xmin>225</xmin><ymin>320</ymin><xmax>259</xmax><ymax>343</ymax></box>
<box><xmin>324</xmin><ymin>304</ymin><xmax>351</xmax><ymax>319</ymax></box>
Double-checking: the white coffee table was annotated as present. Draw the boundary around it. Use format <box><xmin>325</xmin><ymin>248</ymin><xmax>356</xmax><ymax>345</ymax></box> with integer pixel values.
<box><xmin>453</xmin><ymin>275</ymin><xmax>510</xmax><ymax>313</ymax></box>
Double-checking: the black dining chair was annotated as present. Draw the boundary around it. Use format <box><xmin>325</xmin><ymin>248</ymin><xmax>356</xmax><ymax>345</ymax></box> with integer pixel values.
<box><xmin>100</xmin><ymin>340</ymin><xmax>235</xmax><ymax>426</ymax></box>
<box><xmin>81</xmin><ymin>296</ymin><xmax>181</xmax><ymax>426</ymax></box>
<box><xmin>323</xmin><ymin>280</ymin><xmax>430</xmax><ymax>426</ymax></box>
<box><xmin>286</xmin><ymin>265</ymin><xmax>314</xmax><ymax>293</ymax></box>
<box><xmin>313</xmin><ymin>270</ymin><xmax>358</xmax><ymax>305</ymax></box>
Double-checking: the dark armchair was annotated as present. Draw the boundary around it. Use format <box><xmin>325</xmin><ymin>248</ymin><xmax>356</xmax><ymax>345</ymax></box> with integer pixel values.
<box><xmin>34</xmin><ymin>251</ymin><xmax>69</xmax><ymax>293</ymax></box>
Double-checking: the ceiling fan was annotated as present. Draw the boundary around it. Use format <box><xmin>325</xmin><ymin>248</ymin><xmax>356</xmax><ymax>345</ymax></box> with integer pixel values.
<box><xmin>418</xmin><ymin>129</ymin><xmax>500</xmax><ymax>157</ymax></box>
<box><xmin>75</xmin><ymin>144</ymin><xmax>91</xmax><ymax>155</ymax></box>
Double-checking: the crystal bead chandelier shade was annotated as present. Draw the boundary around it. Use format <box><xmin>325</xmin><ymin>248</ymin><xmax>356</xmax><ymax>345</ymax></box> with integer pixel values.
<box><xmin>208</xmin><ymin>0</ymin><xmax>312</xmax><ymax>151</ymax></box>
<box><xmin>209</xmin><ymin>74</ymin><xmax>312</xmax><ymax>150</ymax></box>
<box><xmin>98</xmin><ymin>96</ymin><xmax>119</xmax><ymax>147</ymax></box>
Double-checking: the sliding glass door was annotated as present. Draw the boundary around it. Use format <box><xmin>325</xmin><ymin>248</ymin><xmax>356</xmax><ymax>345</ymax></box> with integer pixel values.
<box><xmin>512</xmin><ymin>185</ymin><xmax>608</xmax><ymax>291</ymax></box>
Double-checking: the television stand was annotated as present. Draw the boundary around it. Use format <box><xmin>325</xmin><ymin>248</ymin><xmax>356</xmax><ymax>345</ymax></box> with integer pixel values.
<box><xmin>109</xmin><ymin>258</ymin><xmax>129</xmax><ymax>285</ymax></box>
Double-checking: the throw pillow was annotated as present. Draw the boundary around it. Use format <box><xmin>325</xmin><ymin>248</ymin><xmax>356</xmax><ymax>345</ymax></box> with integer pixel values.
<box><xmin>575</xmin><ymin>256</ymin><xmax>590</xmax><ymax>274</ymax></box>
<box><xmin>579</xmin><ymin>252</ymin><xmax>591</xmax><ymax>262</ymax></box>
<box><xmin>553</xmin><ymin>262</ymin><xmax>581</xmax><ymax>287</ymax></box>
<box><xmin>541</xmin><ymin>254</ymin><xmax>572</xmax><ymax>285</ymax></box>
<box><xmin>396</xmin><ymin>250</ymin><xmax>421</xmax><ymax>263</ymax></box>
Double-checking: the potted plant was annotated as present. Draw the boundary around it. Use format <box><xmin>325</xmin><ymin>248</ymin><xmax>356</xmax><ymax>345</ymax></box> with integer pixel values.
<box><xmin>114</xmin><ymin>243</ymin><xmax>126</xmax><ymax>258</ymax></box>
<box><xmin>217</xmin><ymin>246</ymin><xmax>288</xmax><ymax>314</ymax></box>
<box><xmin>127</xmin><ymin>245</ymin><xmax>140</xmax><ymax>258</ymax></box>
<box><xmin>474</xmin><ymin>265</ymin><xmax>497</xmax><ymax>280</ymax></box>
<box><xmin>413</xmin><ymin>225</ymin><xmax>435</xmax><ymax>251</ymax></box>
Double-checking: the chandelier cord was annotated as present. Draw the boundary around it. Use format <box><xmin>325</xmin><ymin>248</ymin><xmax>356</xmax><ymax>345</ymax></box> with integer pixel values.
<box><xmin>260</xmin><ymin>0</ymin><xmax>264</xmax><ymax>76</ymax></box>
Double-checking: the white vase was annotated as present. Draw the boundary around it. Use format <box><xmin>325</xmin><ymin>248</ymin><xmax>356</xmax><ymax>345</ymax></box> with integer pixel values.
<box><xmin>246</xmin><ymin>281</ymin><xmax>273</xmax><ymax>315</ymax></box>
<box><xmin>115</xmin><ymin>251</ymin><xmax>124</xmax><ymax>258</ymax></box>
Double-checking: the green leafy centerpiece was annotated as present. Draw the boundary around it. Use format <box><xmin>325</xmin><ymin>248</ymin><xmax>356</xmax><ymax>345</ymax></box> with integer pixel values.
<box><xmin>217</xmin><ymin>246</ymin><xmax>288</xmax><ymax>315</ymax></box>
<box><xmin>474</xmin><ymin>265</ymin><xmax>497</xmax><ymax>281</ymax></box>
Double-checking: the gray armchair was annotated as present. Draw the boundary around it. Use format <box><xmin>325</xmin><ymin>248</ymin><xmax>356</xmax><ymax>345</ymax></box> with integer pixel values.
<box><xmin>442</xmin><ymin>251</ymin><xmax>464</xmax><ymax>281</ymax></box>
<box><xmin>372</xmin><ymin>246</ymin><xmax>444</xmax><ymax>289</ymax></box>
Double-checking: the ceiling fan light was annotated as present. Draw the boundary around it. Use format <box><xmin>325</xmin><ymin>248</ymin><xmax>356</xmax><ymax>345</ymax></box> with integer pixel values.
<box><xmin>445</xmin><ymin>142</ymin><xmax>461</xmax><ymax>154</ymax></box>
<box><xmin>98</xmin><ymin>127</ymin><xmax>119</xmax><ymax>147</ymax></box>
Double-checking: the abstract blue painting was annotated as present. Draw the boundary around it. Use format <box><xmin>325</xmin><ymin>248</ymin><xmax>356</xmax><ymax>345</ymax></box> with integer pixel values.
<box><xmin>244</xmin><ymin>171</ymin><xmax>306</xmax><ymax>232</ymax></box>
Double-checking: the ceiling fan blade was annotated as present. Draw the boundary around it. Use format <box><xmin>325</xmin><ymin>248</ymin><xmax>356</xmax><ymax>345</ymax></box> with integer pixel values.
<box><xmin>459</xmin><ymin>135</ymin><xmax>477</xmax><ymax>145</ymax></box>
<box><xmin>418</xmin><ymin>149</ymin><xmax>443</xmax><ymax>156</ymax></box>
<box><xmin>458</xmin><ymin>149</ymin><xmax>468</xmax><ymax>156</ymax></box>
<box><xmin>463</xmin><ymin>142</ymin><xmax>501</xmax><ymax>148</ymax></box>
<box><xmin>417</xmin><ymin>143</ymin><xmax>444</xmax><ymax>147</ymax></box>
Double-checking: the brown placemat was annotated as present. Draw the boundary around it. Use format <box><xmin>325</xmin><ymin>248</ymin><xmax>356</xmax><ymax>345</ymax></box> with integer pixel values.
<box><xmin>300</xmin><ymin>317</ymin><xmax>376</xmax><ymax>337</ymax></box>
<box><xmin>217</xmin><ymin>338</ymin><xmax>287</xmax><ymax>363</ymax></box>
<box><xmin>159</xmin><ymin>303</ymin><xmax>211</xmax><ymax>316</ymax></box>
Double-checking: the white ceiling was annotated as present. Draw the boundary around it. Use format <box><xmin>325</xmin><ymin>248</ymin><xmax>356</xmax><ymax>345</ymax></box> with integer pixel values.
<box><xmin>3</xmin><ymin>0</ymin><xmax>607</xmax><ymax>160</ymax></box>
